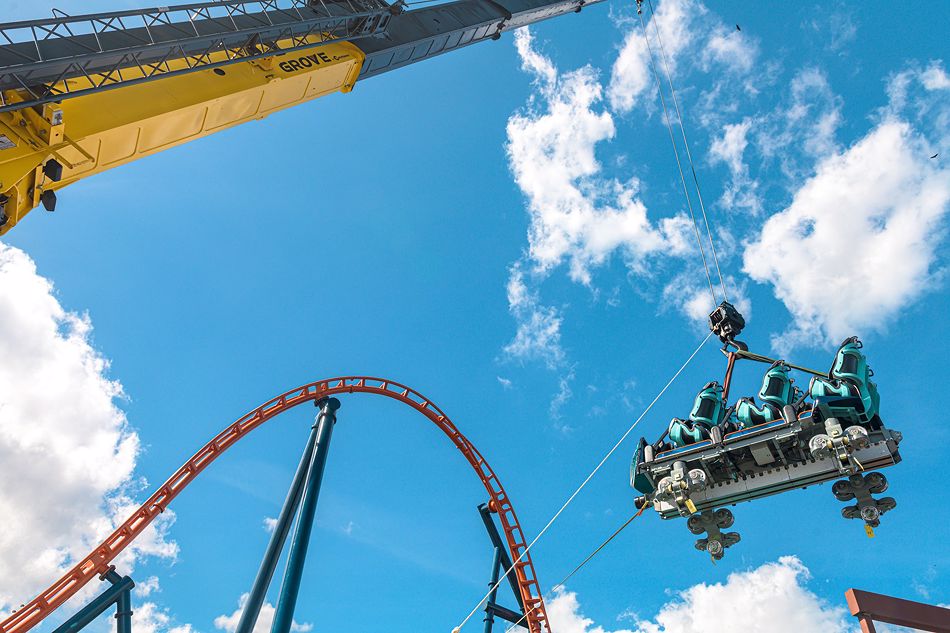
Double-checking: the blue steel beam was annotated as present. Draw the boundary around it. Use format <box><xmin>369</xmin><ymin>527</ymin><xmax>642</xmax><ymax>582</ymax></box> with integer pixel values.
<box><xmin>270</xmin><ymin>397</ymin><xmax>341</xmax><ymax>633</ymax></box>
<box><xmin>478</xmin><ymin>503</ymin><xmax>525</xmax><ymax>613</ymax></box>
<box><xmin>51</xmin><ymin>570</ymin><xmax>134</xmax><ymax>633</ymax></box>
<box><xmin>483</xmin><ymin>547</ymin><xmax>503</xmax><ymax>633</ymax></box>
<box><xmin>235</xmin><ymin>420</ymin><xmax>322</xmax><ymax>633</ymax></box>
<box><xmin>115</xmin><ymin>587</ymin><xmax>132</xmax><ymax>633</ymax></box>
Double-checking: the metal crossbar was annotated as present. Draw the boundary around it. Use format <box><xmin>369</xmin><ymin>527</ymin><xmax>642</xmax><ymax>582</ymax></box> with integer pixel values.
<box><xmin>0</xmin><ymin>0</ymin><xmax>392</xmax><ymax>112</ymax></box>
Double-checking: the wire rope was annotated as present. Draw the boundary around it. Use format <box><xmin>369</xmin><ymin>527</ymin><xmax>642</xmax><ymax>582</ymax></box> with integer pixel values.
<box><xmin>645</xmin><ymin>0</ymin><xmax>729</xmax><ymax>304</ymax></box>
<box><xmin>636</xmin><ymin>6</ymin><xmax>717</xmax><ymax>308</ymax></box>
<box><xmin>502</xmin><ymin>504</ymin><xmax>648</xmax><ymax>632</ymax></box>
<box><xmin>453</xmin><ymin>331</ymin><xmax>713</xmax><ymax>632</ymax></box>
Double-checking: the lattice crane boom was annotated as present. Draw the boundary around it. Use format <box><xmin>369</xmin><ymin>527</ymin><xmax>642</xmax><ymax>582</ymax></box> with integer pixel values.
<box><xmin>0</xmin><ymin>0</ymin><xmax>602</xmax><ymax>235</ymax></box>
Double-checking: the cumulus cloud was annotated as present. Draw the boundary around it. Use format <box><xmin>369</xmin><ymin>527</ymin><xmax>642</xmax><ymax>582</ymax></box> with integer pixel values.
<box><xmin>661</xmin><ymin>273</ymin><xmax>749</xmax><ymax>328</ymax></box>
<box><xmin>133</xmin><ymin>601</ymin><xmax>195</xmax><ymax>633</ymax></box>
<box><xmin>702</xmin><ymin>28</ymin><xmax>757</xmax><ymax>75</ymax></box>
<box><xmin>503</xmin><ymin>265</ymin><xmax>566</xmax><ymax>368</ymax></box>
<box><xmin>753</xmin><ymin>68</ymin><xmax>843</xmax><ymax>182</ymax></box>
<box><xmin>921</xmin><ymin>62</ymin><xmax>950</xmax><ymax>91</ymax></box>
<box><xmin>509</xmin><ymin>28</ymin><xmax>665</xmax><ymax>285</ymax></box>
<box><xmin>709</xmin><ymin>119</ymin><xmax>761</xmax><ymax>214</ymax></box>
<box><xmin>609</xmin><ymin>0</ymin><xmax>758</xmax><ymax>115</ymax></box>
<box><xmin>630</xmin><ymin>556</ymin><xmax>852</xmax><ymax>632</ymax></box>
<box><xmin>708</xmin><ymin>68</ymin><xmax>844</xmax><ymax>211</ymax></box>
<box><xmin>608</xmin><ymin>0</ymin><xmax>706</xmax><ymax>113</ymax></box>
<box><xmin>215</xmin><ymin>593</ymin><xmax>312</xmax><ymax>633</ymax></box>
<box><xmin>548</xmin><ymin>556</ymin><xmax>852</xmax><ymax>633</ymax></box>
<box><xmin>743</xmin><ymin>119</ymin><xmax>950</xmax><ymax>350</ymax></box>
<box><xmin>134</xmin><ymin>576</ymin><xmax>161</xmax><ymax>598</ymax></box>
<box><xmin>885</xmin><ymin>61</ymin><xmax>950</xmax><ymax>149</ymax></box>
<box><xmin>0</xmin><ymin>243</ymin><xmax>177</xmax><ymax>613</ymax></box>
<box><xmin>505</xmin><ymin>23</ymin><xmax>750</xmax><ymax>374</ymax></box>
<box><xmin>547</xmin><ymin>588</ymin><xmax>636</xmax><ymax>633</ymax></box>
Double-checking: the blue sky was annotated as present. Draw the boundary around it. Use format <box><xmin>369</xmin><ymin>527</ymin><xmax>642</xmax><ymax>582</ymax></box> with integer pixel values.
<box><xmin>0</xmin><ymin>1</ymin><xmax>948</xmax><ymax>632</ymax></box>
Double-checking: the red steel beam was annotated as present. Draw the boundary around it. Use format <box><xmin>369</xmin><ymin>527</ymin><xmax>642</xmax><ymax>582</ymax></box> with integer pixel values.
<box><xmin>846</xmin><ymin>588</ymin><xmax>950</xmax><ymax>633</ymax></box>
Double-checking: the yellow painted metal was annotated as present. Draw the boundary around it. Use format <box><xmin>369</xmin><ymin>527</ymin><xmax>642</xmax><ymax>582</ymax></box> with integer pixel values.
<box><xmin>0</xmin><ymin>38</ymin><xmax>364</xmax><ymax>235</ymax></box>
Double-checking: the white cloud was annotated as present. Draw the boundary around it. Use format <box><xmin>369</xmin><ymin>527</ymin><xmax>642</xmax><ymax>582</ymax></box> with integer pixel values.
<box><xmin>752</xmin><ymin>68</ymin><xmax>843</xmax><ymax>185</ymax></box>
<box><xmin>497</xmin><ymin>376</ymin><xmax>513</xmax><ymax>389</ymax></box>
<box><xmin>703</xmin><ymin>28</ymin><xmax>757</xmax><ymax>75</ymax></box>
<box><xmin>609</xmin><ymin>0</ymin><xmax>758</xmax><ymax>115</ymax></box>
<box><xmin>630</xmin><ymin>556</ymin><xmax>852</xmax><ymax>632</ymax></box>
<box><xmin>921</xmin><ymin>62</ymin><xmax>950</xmax><ymax>90</ymax></box>
<box><xmin>549</xmin><ymin>367</ymin><xmax>576</xmax><ymax>426</ymax></box>
<box><xmin>215</xmin><ymin>593</ymin><xmax>312</xmax><ymax>633</ymax></box>
<box><xmin>710</xmin><ymin>120</ymin><xmax>750</xmax><ymax>176</ymax></box>
<box><xmin>548</xmin><ymin>556</ymin><xmax>852</xmax><ymax>633</ymax></box>
<box><xmin>510</xmin><ymin>28</ymin><xmax>665</xmax><ymax>285</ymax></box>
<box><xmin>743</xmin><ymin>119</ymin><xmax>950</xmax><ymax>349</ymax></box>
<box><xmin>133</xmin><ymin>576</ymin><xmax>161</xmax><ymax>598</ymax></box>
<box><xmin>503</xmin><ymin>265</ymin><xmax>565</xmax><ymax>369</ymax></box>
<box><xmin>0</xmin><ymin>243</ymin><xmax>177</xmax><ymax>613</ymax></box>
<box><xmin>709</xmin><ymin>119</ymin><xmax>761</xmax><ymax>214</ymax></box>
<box><xmin>133</xmin><ymin>601</ymin><xmax>195</xmax><ymax>633</ymax></box>
<box><xmin>505</xmin><ymin>23</ymin><xmax>757</xmax><ymax>372</ymax></box>
<box><xmin>547</xmin><ymin>588</ymin><xmax>636</xmax><ymax>633</ymax></box>
<box><xmin>263</xmin><ymin>517</ymin><xmax>278</xmax><ymax>534</ymax></box>
<box><xmin>608</xmin><ymin>0</ymin><xmax>705</xmax><ymax>113</ymax></box>
<box><xmin>885</xmin><ymin>61</ymin><xmax>950</xmax><ymax>149</ymax></box>
<box><xmin>808</xmin><ymin>8</ymin><xmax>858</xmax><ymax>53</ymax></box>
<box><xmin>607</xmin><ymin>26</ymin><xmax>651</xmax><ymax>114</ymax></box>
<box><xmin>661</xmin><ymin>273</ymin><xmax>749</xmax><ymax>328</ymax></box>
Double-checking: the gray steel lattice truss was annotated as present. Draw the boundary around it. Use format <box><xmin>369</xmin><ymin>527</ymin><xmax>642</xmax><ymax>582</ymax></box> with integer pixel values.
<box><xmin>354</xmin><ymin>0</ymin><xmax>600</xmax><ymax>79</ymax></box>
<box><xmin>0</xmin><ymin>0</ymin><xmax>603</xmax><ymax>113</ymax></box>
<box><xmin>0</xmin><ymin>0</ymin><xmax>392</xmax><ymax>111</ymax></box>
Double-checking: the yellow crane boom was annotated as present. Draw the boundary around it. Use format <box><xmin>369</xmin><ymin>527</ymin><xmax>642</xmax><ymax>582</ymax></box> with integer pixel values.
<box><xmin>0</xmin><ymin>0</ymin><xmax>601</xmax><ymax>235</ymax></box>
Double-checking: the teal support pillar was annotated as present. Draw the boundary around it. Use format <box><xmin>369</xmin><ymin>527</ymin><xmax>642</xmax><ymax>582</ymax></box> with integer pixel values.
<box><xmin>270</xmin><ymin>397</ymin><xmax>340</xmax><ymax>633</ymax></box>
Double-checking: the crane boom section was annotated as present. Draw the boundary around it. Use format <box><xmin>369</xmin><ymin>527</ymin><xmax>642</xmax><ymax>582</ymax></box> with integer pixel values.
<box><xmin>0</xmin><ymin>38</ymin><xmax>363</xmax><ymax>234</ymax></box>
<box><xmin>0</xmin><ymin>0</ymin><xmax>601</xmax><ymax>236</ymax></box>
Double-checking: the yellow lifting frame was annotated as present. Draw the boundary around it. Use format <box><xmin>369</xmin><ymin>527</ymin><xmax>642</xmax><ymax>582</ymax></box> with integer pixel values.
<box><xmin>0</xmin><ymin>37</ymin><xmax>365</xmax><ymax>235</ymax></box>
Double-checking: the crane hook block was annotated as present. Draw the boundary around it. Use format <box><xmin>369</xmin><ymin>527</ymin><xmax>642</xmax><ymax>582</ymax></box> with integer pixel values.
<box><xmin>709</xmin><ymin>301</ymin><xmax>745</xmax><ymax>344</ymax></box>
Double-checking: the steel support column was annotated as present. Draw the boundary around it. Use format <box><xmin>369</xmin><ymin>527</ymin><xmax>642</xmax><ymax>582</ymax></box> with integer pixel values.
<box><xmin>114</xmin><ymin>584</ymin><xmax>132</xmax><ymax>633</ymax></box>
<box><xmin>270</xmin><ymin>397</ymin><xmax>341</xmax><ymax>633</ymax></box>
<box><xmin>483</xmin><ymin>547</ymin><xmax>502</xmax><ymax>633</ymax></box>
<box><xmin>235</xmin><ymin>420</ymin><xmax>323</xmax><ymax>633</ymax></box>
<box><xmin>51</xmin><ymin>568</ymin><xmax>133</xmax><ymax>633</ymax></box>
<box><xmin>478</xmin><ymin>503</ymin><xmax>528</xmax><ymax>630</ymax></box>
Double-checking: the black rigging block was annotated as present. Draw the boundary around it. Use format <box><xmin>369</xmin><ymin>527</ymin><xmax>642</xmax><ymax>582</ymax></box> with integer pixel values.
<box><xmin>709</xmin><ymin>301</ymin><xmax>745</xmax><ymax>345</ymax></box>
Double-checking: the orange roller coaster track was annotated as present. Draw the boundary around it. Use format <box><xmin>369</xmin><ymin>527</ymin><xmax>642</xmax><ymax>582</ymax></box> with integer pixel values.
<box><xmin>0</xmin><ymin>376</ymin><xmax>550</xmax><ymax>633</ymax></box>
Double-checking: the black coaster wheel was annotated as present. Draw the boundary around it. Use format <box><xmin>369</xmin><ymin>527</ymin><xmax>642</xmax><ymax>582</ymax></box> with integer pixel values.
<box><xmin>866</xmin><ymin>472</ymin><xmax>888</xmax><ymax>494</ymax></box>
<box><xmin>833</xmin><ymin>479</ymin><xmax>855</xmax><ymax>501</ymax></box>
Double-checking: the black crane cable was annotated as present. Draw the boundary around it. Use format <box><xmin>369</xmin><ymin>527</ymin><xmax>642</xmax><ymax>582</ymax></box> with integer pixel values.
<box><xmin>645</xmin><ymin>0</ymin><xmax>730</xmax><ymax>305</ymax></box>
<box><xmin>637</xmin><ymin>0</ymin><xmax>730</xmax><ymax>308</ymax></box>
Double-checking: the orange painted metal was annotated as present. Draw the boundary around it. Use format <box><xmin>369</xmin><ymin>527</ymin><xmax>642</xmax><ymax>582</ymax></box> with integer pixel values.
<box><xmin>0</xmin><ymin>377</ymin><xmax>550</xmax><ymax>633</ymax></box>
<box><xmin>721</xmin><ymin>350</ymin><xmax>737</xmax><ymax>402</ymax></box>
<box><xmin>846</xmin><ymin>588</ymin><xmax>950</xmax><ymax>633</ymax></box>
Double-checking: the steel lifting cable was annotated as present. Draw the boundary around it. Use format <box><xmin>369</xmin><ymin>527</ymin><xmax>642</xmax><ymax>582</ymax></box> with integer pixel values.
<box><xmin>645</xmin><ymin>0</ymin><xmax>729</xmax><ymax>304</ymax></box>
<box><xmin>453</xmin><ymin>331</ymin><xmax>713</xmax><ymax>633</ymax></box>
<box><xmin>636</xmin><ymin>2</ymin><xmax>717</xmax><ymax>308</ymax></box>
<box><xmin>502</xmin><ymin>504</ymin><xmax>648</xmax><ymax>632</ymax></box>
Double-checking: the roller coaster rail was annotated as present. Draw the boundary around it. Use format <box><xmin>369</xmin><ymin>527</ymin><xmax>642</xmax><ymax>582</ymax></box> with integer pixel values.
<box><xmin>0</xmin><ymin>376</ymin><xmax>550</xmax><ymax>633</ymax></box>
